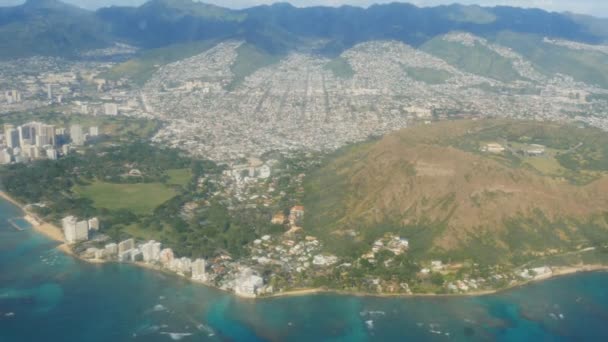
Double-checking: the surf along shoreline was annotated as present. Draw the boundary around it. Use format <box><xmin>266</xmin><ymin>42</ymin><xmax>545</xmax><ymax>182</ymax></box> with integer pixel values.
<box><xmin>2</xmin><ymin>190</ymin><xmax>608</xmax><ymax>300</ymax></box>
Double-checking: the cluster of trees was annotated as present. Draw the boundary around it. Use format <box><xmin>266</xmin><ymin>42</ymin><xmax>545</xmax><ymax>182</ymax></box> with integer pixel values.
<box><xmin>0</xmin><ymin>139</ymin><xmax>288</xmax><ymax>259</ymax></box>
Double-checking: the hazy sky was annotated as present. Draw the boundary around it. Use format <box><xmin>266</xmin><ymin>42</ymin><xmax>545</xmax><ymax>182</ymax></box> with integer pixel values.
<box><xmin>2</xmin><ymin>0</ymin><xmax>608</xmax><ymax>17</ymax></box>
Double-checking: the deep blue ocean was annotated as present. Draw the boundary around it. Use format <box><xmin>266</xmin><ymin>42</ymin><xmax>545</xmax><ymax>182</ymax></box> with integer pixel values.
<box><xmin>2</xmin><ymin>198</ymin><xmax>608</xmax><ymax>341</ymax></box>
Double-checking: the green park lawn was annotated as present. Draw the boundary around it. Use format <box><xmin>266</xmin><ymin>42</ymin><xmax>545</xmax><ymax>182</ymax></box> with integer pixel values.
<box><xmin>166</xmin><ymin>168</ymin><xmax>192</xmax><ymax>186</ymax></box>
<box><xmin>74</xmin><ymin>181</ymin><xmax>177</xmax><ymax>215</ymax></box>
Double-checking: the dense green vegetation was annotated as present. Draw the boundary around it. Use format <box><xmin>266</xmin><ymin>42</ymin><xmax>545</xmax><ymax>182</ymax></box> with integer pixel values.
<box><xmin>495</xmin><ymin>32</ymin><xmax>608</xmax><ymax>88</ymax></box>
<box><xmin>101</xmin><ymin>40</ymin><xmax>218</xmax><ymax>84</ymax></box>
<box><xmin>226</xmin><ymin>43</ymin><xmax>282</xmax><ymax>90</ymax></box>
<box><xmin>166</xmin><ymin>168</ymin><xmax>192</xmax><ymax>186</ymax></box>
<box><xmin>421</xmin><ymin>38</ymin><xmax>521</xmax><ymax>83</ymax></box>
<box><xmin>449</xmin><ymin>120</ymin><xmax>608</xmax><ymax>184</ymax></box>
<box><xmin>0</xmin><ymin>0</ymin><xmax>110</xmax><ymax>59</ymax></box>
<box><xmin>3</xmin><ymin>0</ymin><xmax>605</xmax><ymax>60</ymax></box>
<box><xmin>324</xmin><ymin>57</ymin><xmax>355</xmax><ymax>79</ymax></box>
<box><xmin>0</xmin><ymin>139</ymin><xmax>272</xmax><ymax>258</ymax></box>
<box><xmin>402</xmin><ymin>66</ymin><xmax>452</xmax><ymax>84</ymax></box>
<box><xmin>443</xmin><ymin>5</ymin><xmax>497</xmax><ymax>24</ymax></box>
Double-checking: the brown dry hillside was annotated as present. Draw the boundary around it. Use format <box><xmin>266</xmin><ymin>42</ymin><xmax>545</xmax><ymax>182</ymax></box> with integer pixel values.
<box><xmin>303</xmin><ymin>119</ymin><xmax>608</xmax><ymax>262</ymax></box>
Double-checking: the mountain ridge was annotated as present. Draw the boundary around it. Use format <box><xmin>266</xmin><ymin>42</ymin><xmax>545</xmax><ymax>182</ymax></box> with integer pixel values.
<box><xmin>1</xmin><ymin>0</ymin><xmax>607</xmax><ymax>59</ymax></box>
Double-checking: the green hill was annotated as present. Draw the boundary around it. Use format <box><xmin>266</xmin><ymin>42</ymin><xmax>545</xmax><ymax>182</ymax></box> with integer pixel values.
<box><xmin>226</xmin><ymin>43</ymin><xmax>282</xmax><ymax>90</ymax></box>
<box><xmin>0</xmin><ymin>0</ymin><xmax>110</xmax><ymax>59</ymax></box>
<box><xmin>101</xmin><ymin>40</ymin><xmax>218</xmax><ymax>84</ymax></box>
<box><xmin>420</xmin><ymin>36</ymin><xmax>522</xmax><ymax>82</ymax></box>
<box><xmin>494</xmin><ymin>31</ymin><xmax>608</xmax><ymax>88</ymax></box>
<box><xmin>303</xmin><ymin>120</ymin><xmax>608</xmax><ymax>264</ymax></box>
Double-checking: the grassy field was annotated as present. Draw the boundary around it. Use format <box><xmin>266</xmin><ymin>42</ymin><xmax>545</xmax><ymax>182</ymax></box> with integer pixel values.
<box><xmin>74</xmin><ymin>181</ymin><xmax>177</xmax><ymax>215</ymax></box>
<box><xmin>524</xmin><ymin>156</ymin><xmax>565</xmax><ymax>175</ymax></box>
<box><xmin>166</xmin><ymin>168</ymin><xmax>192</xmax><ymax>186</ymax></box>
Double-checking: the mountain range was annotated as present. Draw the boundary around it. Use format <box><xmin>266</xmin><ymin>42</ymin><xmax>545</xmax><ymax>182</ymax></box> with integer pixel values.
<box><xmin>2</xmin><ymin>0</ymin><xmax>608</xmax><ymax>59</ymax></box>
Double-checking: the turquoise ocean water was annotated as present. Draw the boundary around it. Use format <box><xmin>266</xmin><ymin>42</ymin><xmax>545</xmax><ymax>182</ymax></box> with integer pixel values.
<box><xmin>1</xmin><ymin>197</ymin><xmax>608</xmax><ymax>341</ymax></box>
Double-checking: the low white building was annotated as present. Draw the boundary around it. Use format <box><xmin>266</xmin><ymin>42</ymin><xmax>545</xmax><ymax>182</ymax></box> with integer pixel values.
<box><xmin>313</xmin><ymin>254</ymin><xmax>338</xmax><ymax>267</ymax></box>
<box><xmin>234</xmin><ymin>268</ymin><xmax>264</xmax><ymax>297</ymax></box>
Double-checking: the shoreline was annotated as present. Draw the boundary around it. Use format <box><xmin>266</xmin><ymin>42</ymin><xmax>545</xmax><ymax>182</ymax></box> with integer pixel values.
<box><xmin>0</xmin><ymin>191</ymin><xmax>70</xmax><ymax>252</ymax></box>
<box><xmin>2</xmin><ymin>190</ymin><xmax>608</xmax><ymax>300</ymax></box>
<box><xmin>262</xmin><ymin>264</ymin><xmax>608</xmax><ymax>300</ymax></box>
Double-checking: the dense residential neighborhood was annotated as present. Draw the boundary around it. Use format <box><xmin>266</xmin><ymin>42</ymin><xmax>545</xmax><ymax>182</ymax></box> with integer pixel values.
<box><xmin>3</xmin><ymin>34</ymin><xmax>608</xmax><ymax>162</ymax></box>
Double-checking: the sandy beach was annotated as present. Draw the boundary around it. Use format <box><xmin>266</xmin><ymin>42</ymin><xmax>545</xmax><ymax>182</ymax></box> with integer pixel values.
<box><xmin>0</xmin><ymin>190</ymin><xmax>24</xmax><ymax>209</ymax></box>
<box><xmin>0</xmin><ymin>191</ymin><xmax>65</xmax><ymax>243</ymax></box>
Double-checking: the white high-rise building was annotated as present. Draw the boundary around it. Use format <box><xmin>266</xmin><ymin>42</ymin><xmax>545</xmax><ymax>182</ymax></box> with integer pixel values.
<box><xmin>169</xmin><ymin>257</ymin><xmax>192</xmax><ymax>274</ymax></box>
<box><xmin>47</xmin><ymin>84</ymin><xmax>53</xmax><ymax>100</ymax></box>
<box><xmin>0</xmin><ymin>149</ymin><xmax>12</xmax><ymax>164</ymax></box>
<box><xmin>62</xmin><ymin>216</ymin><xmax>77</xmax><ymax>243</ymax></box>
<box><xmin>104</xmin><ymin>243</ymin><xmax>118</xmax><ymax>257</ymax></box>
<box><xmin>104</xmin><ymin>103</ymin><xmax>118</xmax><ymax>116</ymax></box>
<box><xmin>62</xmin><ymin>216</ymin><xmax>88</xmax><ymax>243</ymax></box>
<box><xmin>45</xmin><ymin>148</ymin><xmax>58</xmax><ymax>160</ymax></box>
<box><xmin>141</xmin><ymin>240</ymin><xmax>162</xmax><ymax>263</ymax></box>
<box><xmin>4</xmin><ymin>125</ymin><xmax>19</xmax><ymax>149</ymax></box>
<box><xmin>75</xmin><ymin>220</ymin><xmax>89</xmax><ymax>241</ymax></box>
<box><xmin>37</xmin><ymin>124</ymin><xmax>56</xmax><ymax>147</ymax></box>
<box><xmin>118</xmin><ymin>239</ymin><xmax>135</xmax><ymax>254</ymax></box>
<box><xmin>89</xmin><ymin>126</ymin><xmax>99</xmax><ymax>137</ymax></box>
<box><xmin>234</xmin><ymin>268</ymin><xmax>264</xmax><ymax>297</ymax></box>
<box><xmin>88</xmin><ymin>217</ymin><xmax>100</xmax><ymax>231</ymax></box>
<box><xmin>17</xmin><ymin>122</ymin><xmax>55</xmax><ymax>148</ymax></box>
<box><xmin>70</xmin><ymin>124</ymin><xmax>85</xmax><ymax>146</ymax></box>
<box><xmin>159</xmin><ymin>248</ymin><xmax>174</xmax><ymax>266</ymax></box>
<box><xmin>191</xmin><ymin>259</ymin><xmax>207</xmax><ymax>281</ymax></box>
<box><xmin>5</xmin><ymin>90</ymin><xmax>21</xmax><ymax>103</ymax></box>
<box><xmin>18</xmin><ymin>125</ymin><xmax>33</xmax><ymax>147</ymax></box>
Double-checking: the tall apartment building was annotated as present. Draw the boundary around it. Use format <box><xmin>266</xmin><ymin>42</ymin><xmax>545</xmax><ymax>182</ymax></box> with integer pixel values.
<box><xmin>141</xmin><ymin>240</ymin><xmax>162</xmax><ymax>263</ymax></box>
<box><xmin>191</xmin><ymin>259</ymin><xmax>207</xmax><ymax>281</ymax></box>
<box><xmin>62</xmin><ymin>216</ymin><xmax>88</xmax><ymax>243</ymax></box>
<box><xmin>4</xmin><ymin>125</ymin><xmax>19</xmax><ymax>149</ymax></box>
<box><xmin>118</xmin><ymin>239</ymin><xmax>135</xmax><ymax>254</ymax></box>
<box><xmin>70</xmin><ymin>124</ymin><xmax>85</xmax><ymax>146</ymax></box>
<box><xmin>104</xmin><ymin>103</ymin><xmax>118</xmax><ymax>116</ymax></box>
<box><xmin>88</xmin><ymin>217</ymin><xmax>100</xmax><ymax>231</ymax></box>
